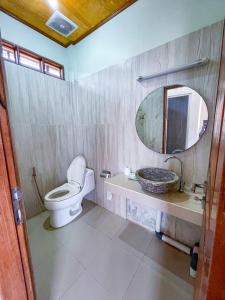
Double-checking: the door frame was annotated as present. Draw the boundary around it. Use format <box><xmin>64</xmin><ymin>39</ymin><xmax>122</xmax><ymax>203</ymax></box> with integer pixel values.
<box><xmin>0</xmin><ymin>40</ymin><xmax>36</xmax><ymax>299</ymax></box>
<box><xmin>194</xmin><ymin>20</ymin><xmax>225</xmax><ymax>299</ymax></box>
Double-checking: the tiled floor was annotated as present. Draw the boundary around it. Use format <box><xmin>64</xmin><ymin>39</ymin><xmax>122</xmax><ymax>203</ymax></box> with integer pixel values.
<box><xmin>27</xmin><ymin>200</ymin><xmax>194</xmax><ymax>300</ymax></box>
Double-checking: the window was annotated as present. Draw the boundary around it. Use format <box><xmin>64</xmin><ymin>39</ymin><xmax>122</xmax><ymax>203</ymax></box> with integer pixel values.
<box><xmin>19</xmin><ymin>51</ymin><xmax>41</xmax><ymax>71</ymax></box>
<box><xmin>1</xmin><ymin>40</ymin><xmax>64</xmax><ymax>80</ymax></box>
<box><xmin>2</xmin><ymin>41</ymin><xmax>16</xmax><ymax>62</ymax></box>
<box><xmin>43</xmin><ymin>61</ymin><xmax>63</xmax><ymax>78</ymax></box>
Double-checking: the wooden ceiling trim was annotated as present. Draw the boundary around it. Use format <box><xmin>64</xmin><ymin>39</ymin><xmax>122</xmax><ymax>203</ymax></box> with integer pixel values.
<box><xmin>72</xmin><ymin>0</ymin><xmax>137</xmax><ymax>46</ymax></box>
<box><xmin>0</xmin><ymin>0</ymin><xmax>137</xmax><ymax>48</ymax></box>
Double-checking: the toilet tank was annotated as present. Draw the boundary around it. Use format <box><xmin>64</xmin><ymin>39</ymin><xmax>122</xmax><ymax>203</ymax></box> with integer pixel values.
<box><xmin>82</xmin><ymin>168</ymin><xmax>95</xmax><ymax>194</ymax></box>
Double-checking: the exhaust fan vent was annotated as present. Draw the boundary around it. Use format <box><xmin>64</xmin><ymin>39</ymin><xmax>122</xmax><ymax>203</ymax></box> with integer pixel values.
<box><xmin>46</xmin><ymin>11</ymin><xmax>78</xmax><ymax>37</ymax></box>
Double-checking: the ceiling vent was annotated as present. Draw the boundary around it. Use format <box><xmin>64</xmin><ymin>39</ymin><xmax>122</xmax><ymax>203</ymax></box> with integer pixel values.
<box><xmin>46</xmin><ymin>11</ymin><xmax>78</xmax><ymax>37</ymax></box>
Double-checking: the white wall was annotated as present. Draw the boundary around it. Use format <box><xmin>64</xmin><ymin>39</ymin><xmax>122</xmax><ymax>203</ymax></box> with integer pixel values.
<box><xmin>0</xmin><ymin>11</ymin><xmax>68</xmax><ymax>78</ymax></box>
<box><xmin>67</xmin><ymin>0</ymin><xmax>225</xmax><ymax>79</ymax></box>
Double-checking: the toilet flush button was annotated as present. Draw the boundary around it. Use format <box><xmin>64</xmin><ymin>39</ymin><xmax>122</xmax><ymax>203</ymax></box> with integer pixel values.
<box><xmin>107</xmin><ymin>191</ymin><xmax>113</xmax><ymax>201</ymax></box>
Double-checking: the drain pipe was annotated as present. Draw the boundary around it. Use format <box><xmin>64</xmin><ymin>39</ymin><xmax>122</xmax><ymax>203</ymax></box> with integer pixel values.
<box><xmin>155</xmin><ymin>210</ymin><xmax>191</xmax><ymax>255</ymax></box>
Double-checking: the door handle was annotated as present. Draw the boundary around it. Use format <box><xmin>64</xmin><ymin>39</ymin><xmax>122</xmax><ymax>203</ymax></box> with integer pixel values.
<box><xmin>11</xmin><ymin>187</ymin><xmax>23</xmax><ymax>225</ymax></box>
<box><xmin>201</xmin><ymin>195</ymin><xmax>206</xmax><ymax>209</ymax></box>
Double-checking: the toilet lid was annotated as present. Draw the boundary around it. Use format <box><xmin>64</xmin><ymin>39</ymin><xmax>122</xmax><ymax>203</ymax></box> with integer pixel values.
<box><xmin>67</xmin><ymin>155</ymin><xmax>86</xmax><ymax>188</ymax></box>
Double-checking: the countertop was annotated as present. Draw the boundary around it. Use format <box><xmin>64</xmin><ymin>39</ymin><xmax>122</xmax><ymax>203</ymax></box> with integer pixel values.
<box><xmin>105</xmin><ymin>173</ymin><xmax>203</xmax><ymax>226</ymax></box>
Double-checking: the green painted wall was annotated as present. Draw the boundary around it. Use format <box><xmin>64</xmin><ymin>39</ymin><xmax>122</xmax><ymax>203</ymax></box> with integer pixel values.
<box><xmin>1</xmin><ymin>0</ymin><xmax>225</xmax><ymax>81</ymax></box>
<box><xmin>0</xmin><ymin>11</ymin><xmax>68</xmax><ymax>78</ymax></box>
<box><xmin>67</xmin><ymin>0</ymin><xmax>225</xmax><ymax>80</ymax></box>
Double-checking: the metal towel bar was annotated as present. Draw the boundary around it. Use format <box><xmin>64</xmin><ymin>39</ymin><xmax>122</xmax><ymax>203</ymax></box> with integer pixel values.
<box><xmin>137</xmin><ymin>57</ymin><xmax>209</xmax><ymax>82</ymax></box>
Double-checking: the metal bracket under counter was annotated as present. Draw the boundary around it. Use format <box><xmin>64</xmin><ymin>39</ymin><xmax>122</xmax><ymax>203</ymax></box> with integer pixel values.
<box><xmin>105</xmin><ymin>173</ymin><xmax>203</xmax><ymax>226</ymax></box>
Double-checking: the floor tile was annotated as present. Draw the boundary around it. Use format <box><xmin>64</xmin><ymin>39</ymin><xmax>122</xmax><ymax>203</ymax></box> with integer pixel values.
<box><xmin>28</xmin><ymin>223</ymin><xmax>64</xmax><ymax>268</ymax></box>
<box><xmin>63</xmin><ymin>221</ymin><xmax>112</xmax><ymax>268</ymax></box>
<box><xmin>34</xmin><ymin>250</ymin><xmax>84</xmax><ymax>300</ymax></box>
<box><xmin>81</xmin><ymin>199</ymin><xmax>97</xmax><ymax>215</ymax></box>
<box><xmin>111</xmin><ymin>236</ymin><xmax>144</xmax><ymax>259</ymax></box>
<box><xmin>124</xmin><ymin>259</ymin><xmax>193</xmax><ymax>300</ymax></box>
<box><xmin>87</xmin><ymin>239</ymin><xmax>141</xmax><ymax>299</ymax></box>
<box><xmin>46</xmin><ymin>216</ymin><xmax>88</xmax><ymax>245</ymax></box>
<box><xmin>82</xmin><ymin>206</ymin><xmax>126</xmax><ymax>238</ymax></box>
<box><xmin>28</xmin><ymin>206</ymin><xmax>195</xmax><ymax>300</ymax></box>
<box><xmin>117</xmin><ymin>221</ymin><xmax>154</xmax><ymax>254</ymax></box>
<box><xmin>61</xmin><ymin>272</ymin><xmax>118</xmax><ymax>300</ymax></box>
<box><xmin>80</xmin><ymin>205</ymin><xmax>103</xmax><ymax>225</ymax></box>
<box><xmin>144</xmin><ymin>236</ymin><xmax>193</xmax><ymax>283</ymax></box>
<box><xmin>27</xmin><ymin>211</ymin><xmax>49</xmax><ymax>235</ymax></box>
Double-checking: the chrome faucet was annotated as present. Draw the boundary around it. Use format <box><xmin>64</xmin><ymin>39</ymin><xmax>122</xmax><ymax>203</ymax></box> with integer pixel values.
<box><xmin>164</xmin><ymin>156</ymin><xmax>185</xmax><ymax>192</ymax></box>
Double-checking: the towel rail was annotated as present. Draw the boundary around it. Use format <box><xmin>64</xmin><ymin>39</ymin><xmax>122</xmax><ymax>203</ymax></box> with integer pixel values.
<box><xmin>137</xmin><ymin>57</ymin><xmax>209</xmax><ymax>82</ymax></box>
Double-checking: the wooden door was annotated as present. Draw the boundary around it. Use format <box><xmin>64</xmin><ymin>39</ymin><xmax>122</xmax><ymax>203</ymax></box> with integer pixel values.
<box><xmin>166</xmin><ymin>95</ymin><xmax>189</xmax><ymax>153</ymax></box>
<box><xmin>0</xmin><ymin>42</ymin><xmax>35</xmax><ymax>299</ymax></box>
<box><xmin>194</xmin><ymin>21</ymin><xmax>225</xmax><ymax>300</ymax></box>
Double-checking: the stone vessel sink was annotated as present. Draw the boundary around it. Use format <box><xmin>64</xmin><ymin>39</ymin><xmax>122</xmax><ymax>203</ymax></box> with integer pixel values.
<box><xmin>135</xmin><ymin>167</ymin><xmax>179</xmax><ymax>194</ymax></box>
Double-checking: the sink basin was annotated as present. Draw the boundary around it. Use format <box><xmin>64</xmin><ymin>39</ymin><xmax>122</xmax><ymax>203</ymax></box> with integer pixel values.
<box><xmin>135</xmin><ymin>167</ymin><xmax>179</xmax><ymax>194</ymax></box>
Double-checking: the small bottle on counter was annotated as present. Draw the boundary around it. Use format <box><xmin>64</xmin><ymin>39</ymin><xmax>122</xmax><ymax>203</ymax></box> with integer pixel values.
<box><xmin>124</xmin><ymin>167</ymin><xmax>131</xmax><ymax>176</ymax></box>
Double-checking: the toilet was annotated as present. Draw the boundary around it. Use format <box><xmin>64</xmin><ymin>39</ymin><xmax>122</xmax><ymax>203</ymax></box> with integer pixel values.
<box><xmin>44</xmin><ymin>155</ymin><xmax>95</xmax><ymax>228</ymax></box>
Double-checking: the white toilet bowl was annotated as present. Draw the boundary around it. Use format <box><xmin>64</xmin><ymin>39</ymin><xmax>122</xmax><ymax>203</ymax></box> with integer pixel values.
<box><xmin>44</xmin><ymin>156</ymin><xmax>95</xmax><ymax>228</ymax></box>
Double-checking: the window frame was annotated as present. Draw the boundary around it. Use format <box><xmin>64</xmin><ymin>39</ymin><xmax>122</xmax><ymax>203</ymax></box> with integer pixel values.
<box><xmin>1</xmin><ymin>41</ymin><xmax>17</xmax><ymax>63</ymax></box>
<box><xmin>42</xmin><ymin>59</ymin><xmax>65</xmax><ymax>79</ymax></box>
<box><xmin>18</xmin><ymin>48</ymin><xmax>42</xmax><ymax>72</ymax></box>
<box><xmin>1</xmin><ymin>39</ymin><xmax>65</xmax><ymax>80</ymax></box>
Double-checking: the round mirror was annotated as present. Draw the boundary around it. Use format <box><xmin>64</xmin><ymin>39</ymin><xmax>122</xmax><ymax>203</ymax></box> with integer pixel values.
<box><xmin>136</xmin><ymin>85</ymin><xmax>208</xmax><ymax>154</ymax></box>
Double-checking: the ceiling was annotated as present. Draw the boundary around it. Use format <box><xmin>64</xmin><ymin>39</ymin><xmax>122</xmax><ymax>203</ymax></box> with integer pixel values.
<box><xmin>0</xmin><ymin>0</ymin><xmax>136</xmax><ymax>48</ymax></box>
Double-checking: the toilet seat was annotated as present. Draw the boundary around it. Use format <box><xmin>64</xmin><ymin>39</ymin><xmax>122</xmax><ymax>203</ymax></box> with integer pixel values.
<box><xmin>45</xmin><ymin>183</ymin><xmax>80</xmax><ymax>202</ymax></box>
<box><xmin>45</xmin><ymin>155</ymin><xmax>86</xmax><ymax>203</ymax></box>
<box><xmin>44</xmin><ymin>155</ymin><xmax>95</xmax><ymax>228</ymax></box>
